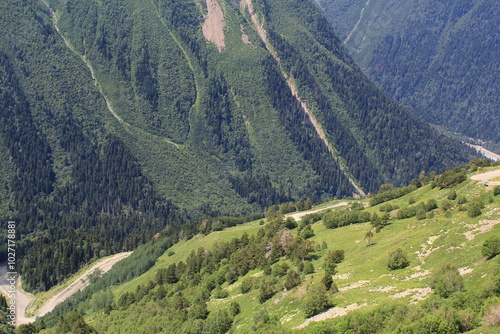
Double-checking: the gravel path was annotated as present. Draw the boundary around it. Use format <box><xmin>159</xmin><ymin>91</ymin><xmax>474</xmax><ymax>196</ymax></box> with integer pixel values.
<box><xmin>286</xmin><ymin>202</ymin><xmax>348</xmax><ymax>221</ymax></box>
<box><xmin>471</xmin><ymin>168</ymin><xmax>500</xmax><ymax>186</ymax></box>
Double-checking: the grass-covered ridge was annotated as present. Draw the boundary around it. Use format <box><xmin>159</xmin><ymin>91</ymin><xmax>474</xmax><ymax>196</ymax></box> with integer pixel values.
<box><xmin>31</xmin><ymin>161</ymin><xmax>500</xmax><ymax>333</ymax></box>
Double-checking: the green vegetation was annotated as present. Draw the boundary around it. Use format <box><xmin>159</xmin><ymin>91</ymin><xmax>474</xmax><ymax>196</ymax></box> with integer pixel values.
<box><xmin>387</xmin><ymin>248</ymin><xmax>410</xmax><ymax>270</ymax></box>
<box><xmin>370</xmin><ymin>185</ymin><xmax>417</xmax><ymax>206</ymax></box>
<box><xmin>482</xmin><ymin>236</ymin><xmax>500</xmax><ymax>259</ymax></box>
<box><xmin>0</xmin><ymin>295</ymin><xmax>14</xmax><ymax>333</ymax></box>
<box><xmin>303</xmin><ymin>284</ymin><xmax>333</xmax><ymax>317</ymax></box>
<box><xmin>430</xmin><ymin>263</ymin><xmax>464</xmax><ymax>298</ymax></box>
<box><xmin>23</xmin><ymin>164</ymin><xmax>499</xmax><ymax>334</ymax></box>
<box><xmin>0</xmin><ymin>0</ymin><xmax>477</xmax><ymax>294</ymax></box>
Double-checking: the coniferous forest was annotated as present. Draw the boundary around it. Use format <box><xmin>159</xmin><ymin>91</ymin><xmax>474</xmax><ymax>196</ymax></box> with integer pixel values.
<box><xmin>317</xmin><ymin>0</ymin><xmax>500</xmax><ymax>150</ymax></box>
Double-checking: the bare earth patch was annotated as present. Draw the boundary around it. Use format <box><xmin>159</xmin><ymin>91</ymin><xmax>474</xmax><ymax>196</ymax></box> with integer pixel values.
<box><xmin>415</xmin><ymin>236</ymin><xmax>444</xmax><ymax>263</ymax></box>
<box><xmin>280</xmin><ymin>309</ymin><xmax>300</xmax><ymax>324</ymax></box>
<box><xmin>403</xmin><ymin>269</ymin><xmax>431</xmax><ymax>282</ymax></box>
<box><xmin>240</xmin><ymin>25</ymin><xmax>253</xmax><ymax>46</ymax></box>
<box><xmin>369</xmin><ymin>286</ymin><xmax>397</xmax><ymax>292</ymax></box>
<box><xmin>333</xmin><ymin>273</ymin><xmax>351</xmax><ymax>280</ymax></box>
<box><xmin>202</xmin><ymin>0</ymin><xmax>225</xmax><ymax>51</ymax></box>
<box><xmin>339</xmin><ymin>280</ymin><xmax>370</xmax><ymax>292</ymax></box>
<box><xmin>485</xmin><ymin>207</ymin><xmax>500</xmax><ymax>217</ymax></box>
<box><xmin>294</xmin><ymin>303</ymin><xmax>367</xmax><ymax>329</ymax></box>
<box><xmin>390</xmin><ymin>287</ymin><xmax>433</xmax><ymax>303</ymax></box>
<box><xmin>459</xmin><ymin>267</ymin><xmax>474</xmax><ymax>276</ymax></box>
<box><xmin>461</xmin><ymin>219</ymin><xmax>500</xmax><ymax>240</ymax></box>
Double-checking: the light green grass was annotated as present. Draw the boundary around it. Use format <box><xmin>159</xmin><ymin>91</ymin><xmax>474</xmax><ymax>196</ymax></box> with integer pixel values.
<box><xmin>112</xmin><ymin>219</ymin><xmax>265</xmax><ymax>299</ymax></box>
<box><xmin>77</xmin><ymin>167</ymin><xmax>500</xmax><ymax>332</ymax></box>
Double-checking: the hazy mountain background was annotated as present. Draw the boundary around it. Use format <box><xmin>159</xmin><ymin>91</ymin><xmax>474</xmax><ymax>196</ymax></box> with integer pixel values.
<box><xmin>316</xmin><ymin>0</ymin><xmax>499</xmax><ymax>151</ymax></box>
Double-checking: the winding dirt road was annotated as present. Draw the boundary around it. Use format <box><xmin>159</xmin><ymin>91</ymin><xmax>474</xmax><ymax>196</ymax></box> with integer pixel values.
<box><xmin>0</xmin><ymin>252</ymin><xmax>131</xmax><ymax>326</ymax></box>
<box><xmin>287</xmin><ymin>202</ymin><xmax>348</xmax><ymax>221</ymax></box>
<box><xmin>0</xmin><ymin>266</ymin><xmax>34</xmax><ymax>326</ymax></box>
<box><xmin>471</xmin><ymin>168</ymin><xmax>500</xmax><ymax>186</ymax></box>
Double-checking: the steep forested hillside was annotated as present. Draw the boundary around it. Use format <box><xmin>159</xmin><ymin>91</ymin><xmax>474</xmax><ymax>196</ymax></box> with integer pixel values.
<box><xmin>316</xmin><ymin>0</ymin><xmax>500</xmax><ymax>150</ymax></box>
<box><xmin>0</xmin><ymin>0</ymin><xmax>476</xmax><ymax>292</ymax></box>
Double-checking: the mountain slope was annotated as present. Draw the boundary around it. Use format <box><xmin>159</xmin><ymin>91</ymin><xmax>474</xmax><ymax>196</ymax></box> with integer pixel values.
<box><xmin>316</xmin><ymin>0</ymin><xmax>500</xmax><ymax>150</ymax></box>
<box><xmin>0</xmin><ymin>0</ymin><xmax>477</xmax><ymax>292</ymax></box>
<box><xmin>35</xmin><ymin>163</ymin><xmax>500</xmax><ymax>333</ymax></box>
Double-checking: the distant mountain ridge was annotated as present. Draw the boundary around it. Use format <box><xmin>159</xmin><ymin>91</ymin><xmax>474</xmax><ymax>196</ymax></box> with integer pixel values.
<box><xmin>316</xmin><ymin>0</ymin><xmax>500</xmax><ymax>150</ymax></box>
<box><xmin>0</xmin><ymin>0</ymin><xmax>476</xmax><ymax>291</ymax></box>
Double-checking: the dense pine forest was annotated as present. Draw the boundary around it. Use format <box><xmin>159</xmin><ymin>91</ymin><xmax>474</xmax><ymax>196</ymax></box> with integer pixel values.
<box><xmin>0</xmin><ymin>0</ymin><xmax>478</xmax><ymax>296</ymax></box>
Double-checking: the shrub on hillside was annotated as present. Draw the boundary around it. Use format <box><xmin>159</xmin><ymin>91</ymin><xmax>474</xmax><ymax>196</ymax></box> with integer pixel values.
<box><xmin>457</xmin><ymin>195</ymin><xmax>468</xmax><ymax>205</ymax></box>
<box><xmin>323</xmin><ymin>210</ymin><xmax>370</xmax><ymax>229</ymax></box>
<box><xmin>425</xmin><ymin>199</ymin><xmax>438</xmax><ymax>211</ymax></box>
<box><xmin>448</xmin><ymin>190</ymin><xmax>457</xmax><ymax>200</ymax></box>
<box><xmin>303</xmin><ymin>284</ymin><xmax>332</xmax><ymax>318</ymax></box>
<box><xmin>397</xmin><ymin>206</ymin><xmax>417</xmax><ymax>219</ymax></box>
<box><xmin>369</xmin><ymin>185</ymin><xmax>417</xmax><ymax>206</ymax></box>
<box><xmin>323</xmin><ymin>261</ymin><xmax>337</xmax><ymax>276</ymax></box>
<box><xmin>387</xmin><ymin>248</ymin><xmax>410</xmax><ymax>270</ymax></box>
<box><xmin>240</xmin><ymin>278</ymin><xmax>254</xmax><ymax>294</ymax></box>
<box><xmin>482</xmin><ymin>236</ymin><xmax>500</xmax><ymax>259</ymax></box>
<box><xmin>325</xmin><ymin>249</ymin><xmax>345</xmax><ymax>264</ymax></box>
<box><xmin>213</xmin><ymin>287</ymin><xmax>229</xmax><ymax>299</ymax></box>
<box><xmin>258</xmin><ymin>277</ymin><xmax>277</xmax><ymax>303</ymax></box>
<box><xmin>203</xmin><ymin>309</ymin><xmax>233</xmax><ymax>334</ymax></box>
<box><xmin>303</xmin><ymin>262</ymin><xmax>315</xmax><ymax>275</ymax></box>
<box><xmin>441</xmin><ymin>200</ymin><xmax>452</xmax><ymax>211</ymax></box>
<box><xmin>300</xmin><ymin>225</ymin><xmax>315</xmax><ymax>239</ymax></box>
<box><xmin>272</xmin><ymin>262</ymin><xmax>289</xmax><ymax>277</ymax></box>
<box><xmin>467</xmin><ymin>201</ymin><xmax>483</xmax><ymax>218</ymax></box>
<box><xmin>431</xmin><ymin>263</ymin><xmax>464</xmax><ymax>298</ymax></box>
<box><xmin>494</xmin><ymin>186</ymin><xmax>500</xmax><ymax>196</ymax></box>
<box><xmin>379</xmin><ymin>203</ymin><xmax>398</xmax><ymax>212</ymax></box>
<box><xmin>437</xmin><ymin>168</ymin><xmax>467</xmax><ymax>188</ymax></box>
<box><xmin>56</xmin><ymin>311</ymin><xmax>97</xmax><ymax>334</ymax></box>
<box><xmin>322</xmin><ymin>273</ymin><xmax>333</xmax><ymax>290</ymax></box>
<box><xmin>301</xmin><ymin>212</ymin><xmax>322</xmax><ymax>225</ymax></box>
<box><xmin>229</xmin><ymin>302</ymin><xmax>241</xmax><ymax>317</ymax></box>
<box><xmin>371</xmin><ymin>212</ymin><xmax>390</xmax><ymax>232</ymax></box>
<box><xmin>284</xmin><ymin>217</ymin><xmax>297</xmax><ymax>229</ymax></box>
<box><xmin>284</xmin><ymin>270</ymin><xmax>301</xmax><ymax>290</ymax></box>
<box><xmin>350</xmin><ymin>202</ymin><xmax>365</xmax><ymax>211</ymax></box>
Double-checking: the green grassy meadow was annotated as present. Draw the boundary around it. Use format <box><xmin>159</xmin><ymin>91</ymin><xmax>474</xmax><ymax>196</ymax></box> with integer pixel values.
<box><xmin>69</xmin><ymin>167</ymin><xmax>500</xmax><ymax>333</ymax></box>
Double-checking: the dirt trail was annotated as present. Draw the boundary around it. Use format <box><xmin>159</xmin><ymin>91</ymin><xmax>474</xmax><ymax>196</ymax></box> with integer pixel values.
<box><xmin>344</xmin><ymin>0</ymin><xmax>370</xmax><ymax>44</ymax></box>
<box><xmin>294</xmin><ymin>303</ymin><xmax>367</xmax><ymax>329</ymax></box>
<box><xmin>471</xmin><ymin>168</ymin><xmax>500</xmax><ymax>186</ymax></box>
<box><xmin>0</xmin><ymin>252</ymin><xmax>131</xmax><ymax>326</ymax></box>
<box><xmin>241</xmin><ymin>0</ymin><xmax>366</xmax><ymax>197</ymax></box>
<box><xmin>287</xmin><ymin>202</ymin><xmax>348</xmax><ymax>221</ymax></box>
<box><xmin>33</xmin><ymin>252</ymin><xmax>132</xmax><ymax>319</ymax></box>
<box><xmin>467</xmin><ymin>144</ymin><xmax>500</xmax><ymax>162</ymax></box>
<box><xmin>0</xmin><ymin>265</ymin><xmax>35</xmax><ymax>326</ymax></box>
<box><xmin>41</xmin><ymin>0</ymin><xmax>127</xmax><ymax>124</ymax></box>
